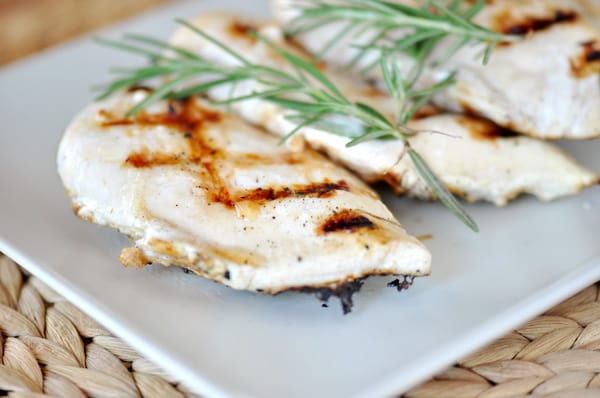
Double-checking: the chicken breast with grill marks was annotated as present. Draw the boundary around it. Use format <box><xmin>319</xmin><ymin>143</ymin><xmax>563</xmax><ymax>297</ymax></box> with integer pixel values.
<box><xmin>273</xmin><ymin>0</ymin><xmax>600</xmax><ymax>139</ymax></box>
<box><xmin>57</xmin><ymin>90</ymin><xmax>431</xmax><ymax>312</ymax></box>
<box><xmin>168</xmin><ymin>13</ymin><xmax>598</xmax><ymax>205</ymax></box>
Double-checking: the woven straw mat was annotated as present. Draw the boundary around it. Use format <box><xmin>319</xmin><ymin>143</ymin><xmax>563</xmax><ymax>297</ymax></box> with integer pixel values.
<box><xmin>0</xmin><ymin>0</ymin><xmax>171</xmax><ymax>65</ymax></box>
<box><xmin>0</xmin><ymin>253</ymin><xmax>199</xmax><ymax>398</ymax></box>
<box><xmin>1</xmin><ymin>252</ymin><xmax>600</xmax><ymax>398</ymax></box>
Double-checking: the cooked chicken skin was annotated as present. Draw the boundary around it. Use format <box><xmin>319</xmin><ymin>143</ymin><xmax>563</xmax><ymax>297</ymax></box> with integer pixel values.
<box><xmin>168</xmin><ymin>13</ymin><xmax>598</xmax><ymax>205</ymax></box>
<box><xmin>273</xmin><ymin>0</ymin><xmax>600</xmax><ymax>139</ymax></box>
<box><xmin>57</xmin><ymin>90</ymin><xmax>431</xmax><ymax>308</ymax></box>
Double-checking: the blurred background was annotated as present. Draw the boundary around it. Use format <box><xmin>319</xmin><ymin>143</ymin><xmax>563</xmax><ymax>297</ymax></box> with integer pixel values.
<box><xmin>0</xmin><ymin>0</ymin><xmax>171</xmax><ymax>65</ymax></box>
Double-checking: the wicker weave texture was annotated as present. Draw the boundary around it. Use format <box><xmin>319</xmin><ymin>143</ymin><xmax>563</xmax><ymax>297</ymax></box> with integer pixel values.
<box><xmin>406</xmin><ymin>284</ymin><xmax>600</xmax><ymax>397</ymax></box>
<box><xmin>0</xmin><ymin>254</ymin><xmax>198</xmax><ymax>398</ymax></box>
<box><xmin>0</xmin><ymin>0</ymin><xmax>171</xmax><ymax>65</ymax></box>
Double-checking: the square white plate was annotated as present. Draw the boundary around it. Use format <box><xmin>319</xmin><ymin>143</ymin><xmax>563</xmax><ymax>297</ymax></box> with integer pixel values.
<box><xmin>1</xmin><ymin>1</ymin><xmax>599</xmax><ymax>397</ymax></box>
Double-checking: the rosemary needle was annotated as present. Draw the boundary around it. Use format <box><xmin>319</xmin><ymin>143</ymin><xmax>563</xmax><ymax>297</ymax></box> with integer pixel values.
<box><xmin>95</xmin><ymin>18</ymin><xmax>479</xmax><ymax>231</ymax></box>
<box><xmin>286</xmin><ymin>0</ymin><xmax>517</xmax><ymax>70</ymax></box>
<box><xmin>285</xmin><ymin>0</ymin><xmax>517</xmax><ymax>125</ymax></box>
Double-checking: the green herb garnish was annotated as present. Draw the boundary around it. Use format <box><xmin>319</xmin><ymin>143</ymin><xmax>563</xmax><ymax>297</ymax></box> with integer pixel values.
<box><xmin>93</xmin><ymin>3</ymin><xmax>514</xmax><ymax>231</ymax></box>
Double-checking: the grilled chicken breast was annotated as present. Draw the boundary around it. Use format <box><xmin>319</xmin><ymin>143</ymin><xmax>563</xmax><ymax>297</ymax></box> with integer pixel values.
<box><xmin>168</xmin><ymin>13</ymin><xmax>598</xmax><ymax>204</ymax></box>
<box><xmin>579</xmin><ymin>0</ymin><xmax>600</xmax><ymax>29</ymax></box>
<box><xmin>57</xmin><ymin>90</ymin><xmax>431</xmax><ymax>312</ymax></box>
<box><xmin>273</xmin><ymin>0</ymin><xmax>600</xmax><ymax>139</ymax></box>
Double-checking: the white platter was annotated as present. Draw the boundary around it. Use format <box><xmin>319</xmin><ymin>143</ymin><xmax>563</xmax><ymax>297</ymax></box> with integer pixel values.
<box><xmin>0</xmin><ymin>1</ymin><xmax>599</xmax><ymax>397</ymax></box>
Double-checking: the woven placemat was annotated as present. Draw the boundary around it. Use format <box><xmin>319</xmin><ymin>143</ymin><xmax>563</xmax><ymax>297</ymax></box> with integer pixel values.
<box><xmin>0</xmin><ymin>252</ymin><xmax>599</xmax><ymax>397</ymax></box>
<box><xmin>0</xmin><ymin>0</ymin><xmax>171</xmax><ymax>65</ymax></box>
<box><xmin>0</xmin><ymin>253</ymin><xmax>199</xmax><ymax>397</ymax></box>
<box><xmin>405</xmin><ymin>285</ymin><xmax>600</xmax><ymax>398</ymax></box>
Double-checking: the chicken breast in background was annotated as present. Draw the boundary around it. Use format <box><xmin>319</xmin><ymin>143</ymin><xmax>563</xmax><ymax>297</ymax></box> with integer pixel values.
<box><xmin>395</xmin><ymin>114</ymin><xmax>599</xmax><ymax>203</ymax></box>
<box><xmin>579</xmin><ymin>0</ymin><xmax>600</xmax><ymax>25</ymax></box>
<box><xmin>57</xmin><ymin>90</ymin><xmax>431</xmax><ymax>313</ymax></box>
<box><xmin>168</xmin><ymin>13</ymin><xmax>598</xmax><ymax>205</ymax></box>
<box><xmin>272</xmin><ymin>0</ymin><xmax>600</xmax><ymax>140</ymax></box>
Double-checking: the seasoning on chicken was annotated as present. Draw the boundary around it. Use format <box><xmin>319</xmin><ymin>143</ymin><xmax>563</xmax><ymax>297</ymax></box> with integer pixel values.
<box><xmin>168</xmin><ymin>13</ymin><xmax>598</xmax><ymax>205</ymax></box>
<box><xmin>57</xmin><ymin>90</ymin><xmax>431</xmax><ymax>313</ymax></box>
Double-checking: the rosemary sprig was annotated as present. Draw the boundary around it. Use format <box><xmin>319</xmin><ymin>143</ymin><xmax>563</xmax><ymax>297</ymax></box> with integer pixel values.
<box><xmin>286</xmin><ymin>0</ymin><xmax>517</xmax><ymax>73</ymax></box>
<box><xmin>95</xmin><ymin>19</ymin><xmax>478</xmax><ymax>231</ymax></box>
<box><xmin>283</xmin><ymin>0</ymin><xmax>516</xmax><ymax>145</ymax></box>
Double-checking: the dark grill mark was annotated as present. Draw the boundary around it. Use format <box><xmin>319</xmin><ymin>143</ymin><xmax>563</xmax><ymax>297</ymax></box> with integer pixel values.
<box><xmin>202</xmin><ymin>161</ymin><xmax>236</xmax><ymax>208</ymax></box>
<box><xmin>229</xmin><ymin>21</ymin><xmax>257</xmax><ymax>43</ymax></box>
<box><xmin>411</xmin><ymin>104</ymin><xmax>443</xmax><ymax>120</ymax></box>
<box><xmin>499</xmin><ymin>10</ymin><xmax>578</xmax><ymax>36</ymax></box>
<box><xmin>237</xmin><ymin>181</ymin><xmax>350</xmax><ymax>202</ymax></box>
<box><xmin>319</xmin><ymin>209</ymin><xmax>376</xmax><ymax>234</ymax></box>
<box><xmin>126</xmin><ymin>85</ymin><xmax>154</xmax><ymax>94</ymax></box>
<box><xmin>587</xmin><ymin>50</ymin><xmax>600</xmax><ymax>62</ymax></box>
<box><xmin>124</xmin><ymin>149</ymin><xmax>181</xmax><ymax>168</ymax></box>
<box><xmin>457</xmin><ymin>116</ymin><xmax>518</xmax><ymax>141</ymax></box>
<box><xmin>240</xmin><ymin>187</ymin><xmax>280</xmax><ymax>201</ymax></box>
<box><xmin>104</xmin><ymin>94</ymin><xmax>350</xmax><ymax>212</ymax></box>
<box><xmin>295</xmin><ymin>180</ymin><xmax>350</xmax><ymax>197</ymax></box>
<box><xmin>102</xmin><ymin>97</ymin><xmax>235</xmax><ymax>208</ymax></box>
<box><xmin>232</xmin><ymin>152</ymin><xmax>304</xmax><ymax>167</ymax></box>
<box><xmin>571</xmin><ymin>40</ymin><xmax>600</xmax><ymax>78</ymax></box>
<box><xmin>101</xmin><ymin>97</ymin><xmax>221</xmax><ymax>132</ymax></box>
<box><xmin>458</xmin><ymin>101</ymin><xmax>481</xmax><ymax>117</ymax></box>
